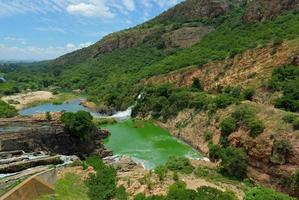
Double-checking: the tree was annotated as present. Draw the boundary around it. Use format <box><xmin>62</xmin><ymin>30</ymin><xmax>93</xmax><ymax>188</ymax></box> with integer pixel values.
<box><xmin>219</xmin><ymin>147</ymin><xmax>247</xmax><ymax>180</ymax></box>
<box><xmin>85</xmin><ymin>157</ymin><xmax>117</xmax><ymax>200</ymax></box>
<box><xmin>60</xmin><ymin>111</ymin><xmax>95</xmax><ymax>141</ymax></box>
<box><xmin>220</xmin><ymin>117</ymin><xmax>237</xmax><ymax>136</ymax></box>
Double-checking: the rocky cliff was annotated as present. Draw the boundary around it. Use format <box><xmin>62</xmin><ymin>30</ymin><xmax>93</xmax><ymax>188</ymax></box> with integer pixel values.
<box><xmin>54</xmin><ymin>0</ymin><xmax>245</xmax><ymax>66</ymax></box>
<box><xmin>142</xmin><ymin>37</ymin><xmax>299</xmax><ymax>197</ymax></box>
<box><xmin>0</xmin><ymin>117</ymin><xmax>111</xmax><ymax>159</ymax></box>
<box><xmin>244</xmin><ymin>0</ymin><xmax>299</xmax><ymax>22</ymax></box>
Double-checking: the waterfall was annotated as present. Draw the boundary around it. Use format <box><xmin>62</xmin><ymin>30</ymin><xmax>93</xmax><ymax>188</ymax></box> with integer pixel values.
<box><xmin>97</xmin><ymin>93</ymin><xmax>143</xmax><ymax>120</ymax></box>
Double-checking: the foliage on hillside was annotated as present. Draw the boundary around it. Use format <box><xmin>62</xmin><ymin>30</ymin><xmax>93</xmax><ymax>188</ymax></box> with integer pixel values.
<box><xmin>266</xmin><ymin>65</ymin><xmax>299</xmax><ymax>113</ymax></box>
<box><xmin>2</xmin><ymin>6</ymin><xmax>299</xmax><ymax>111</ymax></box>
<box><xmin>132</xmin><ymin>83</ymin><xmax>255</xmax><ymax>121</ymax></box>
<box><xmin>60</xmin><ymin>111</ymin><xmax>95</xmax><ymax>141</ymax></box>
<box><xmin>0</xmin><ymin>100</ymin><xmax>18</xmax><ymax>118</ymax></box>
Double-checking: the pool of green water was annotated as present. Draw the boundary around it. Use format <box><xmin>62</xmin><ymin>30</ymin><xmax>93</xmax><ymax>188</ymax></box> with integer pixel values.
<box><xmin>103</xmin><ymin>120</ymin><xmax>202</xmax><ymax>169</ymax></box>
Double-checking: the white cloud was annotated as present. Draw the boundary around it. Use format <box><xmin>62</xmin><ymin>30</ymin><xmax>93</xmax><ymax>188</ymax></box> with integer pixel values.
<box><xmin>79</xmin><ymin>42</ymin><xmax>93</xmax><ymax>48</ymax></box>
<box><xmin>153</xmin><ymin>0</ymin><xmax>181</xmax><ymax>8</ymax></box>
<box><xmin>66</xmin><ymin>2</ymin><xmax>115</xmax><ymax>18</ymax></box>
<box><xmin>4</xmin><ymin>36</ymin><xmax>27</xmax><ymax>45</ymax></box>
<box><xmin>34</xmin><ymin>26</ymin><xmax>66</xmax><ymax>33</ymax></box>
<box><xmin>0</xmin><ymin>42</ymin><xmax>93</xmax><ymax>61</ymax></box>
<box><xmin>0</xmin><ymin>0</ymin><xmax>115</xmax><ymax>18</ymax></box>
<box><xmin>122</xmin><ymin>0</ymin><xmax>135</xmax><ymax>11</ymax></box>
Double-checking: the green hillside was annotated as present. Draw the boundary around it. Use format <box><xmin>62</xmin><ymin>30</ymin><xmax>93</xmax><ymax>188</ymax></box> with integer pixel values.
<box><xmin>1</xmin><ymin>0</ymin><xmax>299</xmax><ymax>111</ymax></box>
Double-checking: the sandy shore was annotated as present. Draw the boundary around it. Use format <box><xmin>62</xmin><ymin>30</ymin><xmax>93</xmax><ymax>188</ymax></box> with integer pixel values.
<box><xmin>1</xmin><ymin>91</ymin><xmax>54</xmax><ymax>110</ymax></box>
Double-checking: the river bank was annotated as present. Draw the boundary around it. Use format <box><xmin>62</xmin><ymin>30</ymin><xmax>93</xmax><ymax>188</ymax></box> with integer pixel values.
<box><xmin>1</xmin><ymin>91</ymin><xmax>79</xmax><ymax>110</ymax></box>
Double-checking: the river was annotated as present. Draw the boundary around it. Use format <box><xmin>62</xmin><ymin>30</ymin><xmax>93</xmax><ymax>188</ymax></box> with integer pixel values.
<box><xmin>20</xmin><ymin>99</ymin><xmax>202</xmax><ymax>168</ymax></box>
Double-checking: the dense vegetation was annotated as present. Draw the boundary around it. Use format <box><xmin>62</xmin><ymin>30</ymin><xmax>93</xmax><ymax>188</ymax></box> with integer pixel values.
<box><xmin>266</xmin><ymin>65</ymin><xmax>299</xmax><ymax>113</ymax></box>
<box><xmin>60</xmin><ymin>111</ymin><xmax>95</xmax><ymax>141</ymax></box>
<box><xmin>244</xmin><ymin>187</ymin><xmax>295</xmax><ymax>200</ymax></box>
<box><xmin>85</xmin><ymin>157</ymin><xmax>117</xmax><ymax>200</ymax></box>
<box><xmin>0</xmin><ymin>100</ymin><xmax>18</xmax><ymax>118</ymax></box>
<box><xmin>220</xmin><ymin>105</ymin><xmax>265</xmax><ymax>140</ymax></box>
<box><xmin>132</xmin><ymin>83</ymin><xmax>254</xmax><ymax>121</ymax></box>
<box><xmin>2</xmin><ymin>6</ymin><xmax>299</xmax><ymax>110</ymax></box>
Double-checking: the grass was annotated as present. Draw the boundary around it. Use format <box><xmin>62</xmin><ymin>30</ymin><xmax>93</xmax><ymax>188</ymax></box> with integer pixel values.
<box><xmin>94</xmin><ymin>118</ymin><xmax>117</xmax><ymax>126</ymax></box>
<box><xmin>38</xmin><ymin>173</ymin><xmax>89</xmax><ymax>200</ymax></box>
<box><xmin>194</xmin><ymin>166</ymin><xmax>249</xmax><ymax>191</ymax></box>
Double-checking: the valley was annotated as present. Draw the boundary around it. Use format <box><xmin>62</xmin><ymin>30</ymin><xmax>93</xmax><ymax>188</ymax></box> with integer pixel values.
<box><xmin>0</xmin><ymin>0</ymin><xmax>299</xmax><ymax>199</ymax></box>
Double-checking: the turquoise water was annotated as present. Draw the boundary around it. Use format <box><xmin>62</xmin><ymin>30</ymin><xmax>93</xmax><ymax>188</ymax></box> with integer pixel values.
<box><xmin>103</xmin><ymin>120</ymin><xmax>202</xmax><ymax>168</ymax></box>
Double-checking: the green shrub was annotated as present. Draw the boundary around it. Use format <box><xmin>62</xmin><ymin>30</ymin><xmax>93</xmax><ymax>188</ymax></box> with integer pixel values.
<box><xmin>293</xmin><ymin>119</ymin><xmax>299</xmax><ymax>130</ymax></box>
<box><xmin>0</xmin><ymin>100</ymin><xmax>18</xmax><ymax>118</ymax></box>
<box><xmin>93</xmin><ymin>118</ymin><xmax>117</xmax><ymax>126</ymax></box>
<box><xmin>244</xmin><ymin>186</ymin><xmax>295</xmax><ymax>200</ymax></box>
<box><xmin>219</xmin><ymin>147</ymin><xmax>247</xmax><ymax>180</ymax></box>
<box><xmin>191</xmin><ymin>78</ymin><xmax>203</xmax><ymax>91</ymax></box>
<box><xmin>85</xmin><ymin>157</ymin><xmax>117</xmax><ymax>200</ymax></box>
<box><xmin>167</xmin><ymin>181</ymin><xmax>197</xmax><ymax>200</ymax></box>
<box><xmin>60</xmin><ymin>111</ymin><xmax>95</xmax><ymax>141</ymax></box>
<box><xmin>208</xmin><ymin>143</ymin><xmax>222</xmax><ymax>161</ymax></box>
<box><xmin>166</xmin><ymin>157</ymin><xmax>194</xmax><ymax>174</ymax></box>
<box><xmin>243</xmin><ymin>88</ymin><xmax>255</xmax><ymax>100</ymax></box>
<box><xmin>195</xmin><ymin>167</ymin><xmax>210</xmax><ymax>177</ymax></box>
<box><xmin>173</xmin><ymin>172</ymin><xmax>179</xmax><ymax>182</ymax></box>
<box><xmin>244</xmin><ymin>118</ymin><xmax>265</xmax><ymax>138</ymax></box>
<box><xmin>294</xmin><ymin>170</ymin><xmax>299</xmax><ymax>188</ymax></box>
<box><xmin>223</xmin><ymin>86</ymin><xmax>242</xmax><ymax>99</ymax></box>
<box><xmin>116</xmin><ymin>186</ymin><xmax>128</xmax><ymax>200</ymax></box>
<box><xmin>212</xmin><ymin>94</ymin><xmax>235</xmax><ymax>109</ymax></box>
<box><xmin>232</xmin><ymin>105</ymin><xmax>255</xmax><ymax>121</ymax></box>
<box><xmin>269</xmin><ymin>65</ymin><xmax>299</xmax><ymax>112</ymax></box>
<box><xmin>220</xmin><ymin>117</ymin><xmax>237</xmax><ymax>136</ymax></box>
<box><xmin>155</xmin><ymin>165</ymin><xmax>168</xmax><ymax>181</ymax></box>
<box><xmin>197</xmin><ymin>186</ymin><xmax>237</xmax><ymax>200</ymax></box>
<box><xmin>282</xmin><ymin>113</ymin><xmax>296</xmax><ymax>123</ymax></box>
<box><xmin>231</xmin><ymin>105</ymin><xmax>265</xmax><ymax>137</ymax></box>
<box><xmin>203</xmin><ymin>131</ymin><xmax>213</xmax><ymax>142</ymax></box>
<box><xmin>270</xmin><ymin>140</ymin><xmax>292</xmax><ymax>164</ymax></box>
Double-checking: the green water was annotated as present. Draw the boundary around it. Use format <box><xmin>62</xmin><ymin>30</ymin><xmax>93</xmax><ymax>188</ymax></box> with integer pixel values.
<box><xmin>103</xmin><ymin>120</ymin><xmax>202</xmax><ymax>169</ymax></box>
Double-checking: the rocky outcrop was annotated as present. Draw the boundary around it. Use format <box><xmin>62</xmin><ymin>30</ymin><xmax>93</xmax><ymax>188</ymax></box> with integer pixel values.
<box><xmin>144</xmin><ymin>38</ymin><xmax>299</xmax><ymax>93</ymax></box>
<box><xmin>147</xmin><ymin>101</ymin><xmax>299</xmax><ymax>197</ymax></box>
<box><xmin>153</xmin><ymin>0</ymin><xmax>245</xmax><ymax>24</ymax></box>
<box><xmin>163</xmin><ymin>26</ymin><xmax>212</xmax><ymax>50</ymax></box>
<box><xmin>0</xmin><ymin>117</ymin><xmax>111</xmax><ymax>159</ymax></box>
<box><xmin>244</xmin><ymin>0</ymin><xmax>299</xmax><ymax>22</ymax></box>
<box><xmin>0</xmin><ymin>155</ymin><xmax>62</xmax><ymax>173</ymax></box>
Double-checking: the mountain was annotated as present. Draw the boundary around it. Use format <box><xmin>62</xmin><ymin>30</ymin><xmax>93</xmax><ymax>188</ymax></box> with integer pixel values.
<box><xmin>3</xmin><ymin>0</ymin><xmax>299</xmax><ymax>110</ymax></box>
<box><xmin>1</xmin><ymin>1</ymin><xmax>299</xmax><ymax>197</ymax></box>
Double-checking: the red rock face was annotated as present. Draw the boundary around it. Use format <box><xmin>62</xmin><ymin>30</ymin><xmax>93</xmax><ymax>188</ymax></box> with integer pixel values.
<box><xmin>244</xmin><ymin>0</ymin><xmax>299</xmax><ymax>22</ymax></box>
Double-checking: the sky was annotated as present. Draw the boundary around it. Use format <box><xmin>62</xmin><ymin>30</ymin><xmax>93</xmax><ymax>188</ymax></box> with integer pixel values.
<box><xmin>0</xmin><ymin>0</ymin><xmax>183</xmax><ymax>61</ymax></box>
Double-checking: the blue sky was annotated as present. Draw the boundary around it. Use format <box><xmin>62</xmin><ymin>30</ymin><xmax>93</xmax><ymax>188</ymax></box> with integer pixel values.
<box><xmin>0</xmin><ymin>0</ymin><xmax>183</xmax><ymax>61</ymax></box>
